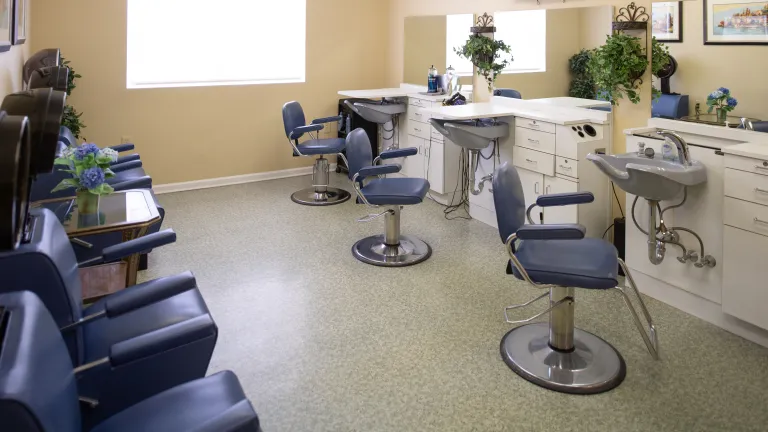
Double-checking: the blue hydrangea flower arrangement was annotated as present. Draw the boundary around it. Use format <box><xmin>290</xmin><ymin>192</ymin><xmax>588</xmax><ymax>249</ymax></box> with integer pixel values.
<box><xmin>707</xmin><ymin>87</ymin><xmax>738</xmax><ymax>114</ymax></box>
<box><xmin>52</xmin><ymin>143</ymin><xmax>118</xmax><ymax>196</ymax></box>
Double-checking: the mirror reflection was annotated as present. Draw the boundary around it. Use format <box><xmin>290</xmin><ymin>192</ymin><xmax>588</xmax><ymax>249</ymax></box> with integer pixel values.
<box><xmin>403</xmin><ymin>6</ymin><xmax>614</xmax><ymax>101</ymax></box>
<box><xmin>651</xmin><ymin>1</ymin><xmax>767</xmax><ymax>130</ymax></box>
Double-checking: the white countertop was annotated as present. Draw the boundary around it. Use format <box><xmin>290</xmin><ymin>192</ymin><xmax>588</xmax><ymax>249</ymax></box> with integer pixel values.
<box><xmin>528</xmin><ymin>97</ymin><xmax>612</xmax><ymax>109</ymax></box>
<box><xmin>422</xmin><ymin>100</ymin><xmax>607</xmax><ymax>125</ymax></box>
<box><xmin>337</xmin><ymin>88</ymin><xmax>413</xmax><ymax>99</ymax></box>
<box><xmin>721</xmin><ymin>143</ymin><xmax>768</xmax><ymax>160</ymax></box>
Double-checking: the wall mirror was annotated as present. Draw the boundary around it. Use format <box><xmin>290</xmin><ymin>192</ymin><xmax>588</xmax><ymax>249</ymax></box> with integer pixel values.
<box><xmin>651</xmin><ymin>1</ymin><xmax>767</xmax><ymax>130</ymax></box>
<box><xmin>403</xmin><ymin>6</ymin><xmax>614</xmax><ymax>101</ymax></box>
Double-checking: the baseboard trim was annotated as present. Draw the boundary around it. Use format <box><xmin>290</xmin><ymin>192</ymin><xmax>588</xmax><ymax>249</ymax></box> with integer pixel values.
<box><xmin>154</xmin><ymin>164</ymin><xmax>337</xmax><ymax>194</ymax></box>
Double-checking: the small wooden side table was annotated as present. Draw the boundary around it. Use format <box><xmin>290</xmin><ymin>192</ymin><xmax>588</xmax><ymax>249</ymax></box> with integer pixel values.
<box><xmin>33</xmin><ymin>190</ymin><xmax>161</xmax><ymax>302</ymax></box>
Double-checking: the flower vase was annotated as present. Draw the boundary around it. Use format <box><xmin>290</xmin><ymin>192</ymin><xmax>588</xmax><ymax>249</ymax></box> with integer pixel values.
<box><xmin>76</xmin><ymin>191</ymin><xmax>100</xmax><ymax>215</ymax></box>
<box><xmin>716</xmin><ymin>108</ymin><xmax>728</xmax><ymax>124</ymax></box>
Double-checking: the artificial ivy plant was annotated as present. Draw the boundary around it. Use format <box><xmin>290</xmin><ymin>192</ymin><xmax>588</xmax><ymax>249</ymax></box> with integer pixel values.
<box><xmin>650</xmin><ymin>37</ymin><xmax>671</xmax><ymax>99</ymax></box>
<box><xmin>454</xmin><ymin>34</ymin><xmax>512</xmax><ymax>91</ymax></box>
<box><xmin>568</xmin><ymin>49</ymin><xmax>596</xmax><ymax>100</ymax></box>
<box><xmin>60</xmin><ymin>56</ymin><xmax>87</xmax><ymax>140</ymax></box>
<box><xmin>587</xmin><ymin>33</ymin><xmax>648</xmax><ymax>105</ymax></box>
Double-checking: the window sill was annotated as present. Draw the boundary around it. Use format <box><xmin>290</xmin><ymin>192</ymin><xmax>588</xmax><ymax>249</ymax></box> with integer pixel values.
<box><xmin>126</xmin><ymin>77</ymin><xmax>306</xmax><ymax>90</ymax></box>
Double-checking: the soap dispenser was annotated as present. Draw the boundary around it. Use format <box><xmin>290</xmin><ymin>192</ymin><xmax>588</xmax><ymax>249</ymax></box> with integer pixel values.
<box><xmin>428</xmin><ymin>65</ymin><xmax>438</xmax><ymax>93</ymax></box>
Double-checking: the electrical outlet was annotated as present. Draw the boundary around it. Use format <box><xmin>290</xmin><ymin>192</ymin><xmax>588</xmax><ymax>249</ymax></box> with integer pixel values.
<box><xmin>121</xmin><ymin>136</ymin><xmax>132</xmax><ymax>144</ymax></box>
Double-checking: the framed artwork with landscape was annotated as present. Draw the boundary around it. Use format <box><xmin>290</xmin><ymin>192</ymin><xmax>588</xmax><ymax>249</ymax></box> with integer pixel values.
<box><xmin>0</xmin><ymin>0</ymin><xmax>11</xmax><ymax>52</ymax></box>
<box><xmin>704</xmin><ymin>0</ymin><xmax>768</xmax><ymax>45</ymax></box>
<box><xmin>653</xmin><ymin>2</ymin><xmax>684</xmax><ymax>42</ymax></box>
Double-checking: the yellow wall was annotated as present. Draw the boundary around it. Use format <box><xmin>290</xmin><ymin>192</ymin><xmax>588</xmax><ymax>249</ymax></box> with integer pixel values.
<box><xmin>0</xmin><ymin>0</ymin><xmax>31</xmax><ymax>100</ymax></box>
<box><xmin>664</xmin><ymin>1</ymin><xmax>766</xmax><ymax>118</ymax></box>
<box><xmin>403</xmin><ymin>16</ymin><xmax>447</xmax><ymax>86</ymax></box>
<box><xmin>579</xmin><ymin>5</ymin><xmax>614</xmax><ymax>50</ymax></box>
<box><xmin>32</xmin><ymin>0</ymin><xmax>390</xmax><ymax>184</ymax></box>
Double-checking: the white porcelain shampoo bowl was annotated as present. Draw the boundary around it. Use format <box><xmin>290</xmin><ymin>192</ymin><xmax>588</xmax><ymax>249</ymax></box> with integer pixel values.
<box><xmin>429</xmin><ymin>119</ymin><xmax>509</xmax><ymax>150</ymax></box>
<box><xmin>587</xmin><ymin>152</ymin><xmax>707</xmax><ymax>201</ymax></box>
<box><xmin>350</xmin><ymin>101</ymin><xmax>406</xmax><ymax>125</ymax></box>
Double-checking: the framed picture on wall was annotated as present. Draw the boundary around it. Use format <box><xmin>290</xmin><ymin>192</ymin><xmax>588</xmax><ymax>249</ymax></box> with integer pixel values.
<box><xmin>652</xmin><ymin>2</ymin><xmax>684</xmax><ymax>42</ymax></box>
<box><xmin>704</xmin><ymin>0</ymin><xmax>768</xmax><ymax>45</ymax></box>
<box><xmin>0</xmin><ymin>0</ymin><xmax>12</xmax><ymax>52</ymax></box>
<box><xmin>12</xmin><ymin>0</ymin><xmax>26</xmax><ymax>45</ymax></box>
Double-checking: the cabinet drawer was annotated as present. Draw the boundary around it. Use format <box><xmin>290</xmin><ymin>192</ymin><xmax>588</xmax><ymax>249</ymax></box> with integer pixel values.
<box><xmin>724</xmin><ymin>197</ymin><xmax>768</xmax><ymax>236</ymax></box>
<box><xmin>723</xmin><ymin>226</ymin><xmax>768</xmax><ymax>330</ymax></box>
<box><xmin>431</xmin><ymin>127</ymin><xmax>444</xmax><ymax>143</ymax></box>
<box><xmin>407</xmin><ymin>122</ymin><xmax>431</xmax><ymax>140</ymax></box>
<box><xmin>515</xmin><ymin>126</ymin><xmax>556</xmax><ymax>155</ymax></box>
<box><xmin>725</xmin><ymin>168</ymin><xmax>768</xmax><ymax>206</ymax></box>
<box><xmin>513</xmin><ymin>146</ymin><xmax>555</xmax><ymax>177</ymax></box>
<box><xmin>407</xmin><ymin>107</ymin><xmax>430</xmax><ymax>123</ymax></box>
<box><xmin>555</xmin><ymin>156</ymin><xmax>578</xmax><ymax>179</ymax></box>
<box><xmin>516</xmin><ymin>117</ymin><xmax>556</xmax><ymax>134</ymax></box>
<box><xmin>725</xmin><ymin>154</ymin><xmax>768</xmax><ymax>176</ymax></box>
<box><xmin>409</xmin><ymin>98</ymin><xmax>429</xmax><ymax>108</ymax></box>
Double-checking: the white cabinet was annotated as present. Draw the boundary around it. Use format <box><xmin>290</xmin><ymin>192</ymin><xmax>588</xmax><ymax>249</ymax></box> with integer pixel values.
<box><xmin>544</xmin><ymin>176</ymin><xmax>578</xmax><ymax>224</ymax></box>
<box><xmin>518</xmin><ymin>168</ymin><xmax>544</xmax><ymax>222</ymax></box>
<box><xmin>403</xmin><ymin>136</ymin><xmax>426</xmax><ymax>179</ymax></box>
<box><xmin>426</xmin><ymin>140</ymin><xmax>445</xmax><ymax>194</ymax></box>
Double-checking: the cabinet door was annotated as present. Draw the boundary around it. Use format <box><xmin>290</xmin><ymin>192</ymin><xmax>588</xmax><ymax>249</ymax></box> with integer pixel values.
<box><xmin>403</xmin><ymin>137</ymin><xmax>426</xmax><ymax>179</ymax></box>
<box><xmin>426</xmin><ymin>140</ymin><xmax>445</xmax><ymax>194</ymax></box>
<box><xmin>723</xmin><ymin>226</ymin><xmax>768</xmax><ymax>330</ymax></box>
<box><xmin>543</xmin><ymin>176</ymin><xmax>578</xmax><ymax>224</ymax></box>
<box><xmin>517</xmin><ymin>168</ymin><xmax>544</xmax><ymax>223</ymax></box>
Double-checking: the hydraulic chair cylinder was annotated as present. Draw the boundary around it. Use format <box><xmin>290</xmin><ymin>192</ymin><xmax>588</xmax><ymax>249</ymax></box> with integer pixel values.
<box><xmin>384</xmin><ymin>207</ymin><xmax>401</xmax><ymax>246</ymax></box>
<box><xmin>549</xmin><ymin>287</ymin><xmax>576</xmax><ymax>351</ymax></box>
<box><xmin>313</xmin><ymin>157</ymin><xmax>329</xmax><ymax>195</ymax></box>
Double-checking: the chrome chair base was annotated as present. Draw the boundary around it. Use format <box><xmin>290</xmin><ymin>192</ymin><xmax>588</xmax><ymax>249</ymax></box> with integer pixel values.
<box><xmin>500</xmin><ymin>322</ymin><xmax>626</xmax><ymax>395</ymax></box>
<box><xmin>291</xmin><ymin>187</ymin><xmax>350</xmax><ymax>206</ymax></box>
<box><xmin>352</xmin><ymin>235</ymin><xmax>431</xmax><ymax>267</ymax></box>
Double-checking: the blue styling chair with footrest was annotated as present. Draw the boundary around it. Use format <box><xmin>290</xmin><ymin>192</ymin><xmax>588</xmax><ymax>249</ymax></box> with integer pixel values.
<box><xmin>0</xmin><ymin>118</ymin><xmax>219</xmax><ymax>428</ymax></box>
<box><xmin>492</xmin><ymin>162</ymin><xmax>659</xmax><ymax>394</ymax></box>
<box><xmin>0</xmin><ymin>291</ymin><xmax>261</xmax><ymax>432</ymax></box>
<box><xmin>344</xmin><ymin>128</ymin><xmax>431</xmax><ymax>267</ymax></box>
<box><xmin>282</xmin><ymin>101</ymin><xmax>351</xmax><ymax>206</ymax></box>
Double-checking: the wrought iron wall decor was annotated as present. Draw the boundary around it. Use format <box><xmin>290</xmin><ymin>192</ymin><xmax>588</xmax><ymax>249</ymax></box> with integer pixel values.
<box><xmin>613</xmin><ymin>2</ymin><xmax>650</xmax><ymax>32</ymax></box>
<box><xmin>471</xmin><ymin>13</ymin><xmax>496</xmax><ymax>34</ymax></box>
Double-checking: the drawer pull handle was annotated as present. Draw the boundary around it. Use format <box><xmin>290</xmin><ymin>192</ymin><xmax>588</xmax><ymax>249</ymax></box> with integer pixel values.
<box><xmin>525</xmin><ymin>158</ymin><xmax>538</xmax><ymax>165</ymax></box>
<box><xmin>529</xmin><ymin>123</ymin><xmax>540</xmax><ymax>128</ymax></box>
<box><xmin>755</xmin><ymin>165</ymin><xmax>768</xmax><ymax>171</ymax></box>
<box><xmin>535</xmin><ymin>182</ymin><xmax>539</xmax><ymax>194</ymax></box>
<box><xmin>527</xmin><ymin>139</ymin><xmax>540</xmax><ymax>144</ymax></box>
<box><xmin>755</xmin><ymin>218</ymin><xmax>768</xmax><ymax>225</ymax></box>
<box><xmin>414</xmin><ymin>128</ymin><xmax>421</xmax><ymax>132</ymax></box>
<box><xmin>755</xmin><ymin>188</ymin><xmax>768</xmax><ymax>194</ymax></box>
<box><xmin>559</xmin><ymin>165</ymin><xmax>572</xmax><ymax>170</ymax></box>
<box><xmin>415</xmin><ymin>112</ymin><xmax>422</xmax><ymax>116</ymax></box>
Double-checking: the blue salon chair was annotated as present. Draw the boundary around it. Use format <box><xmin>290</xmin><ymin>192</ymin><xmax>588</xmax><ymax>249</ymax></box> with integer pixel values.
<box><xmin>492</xmin><ymin>162</ymin><xmax>659</xmax><ymax>394</ymax></box>
<box><xmin>0</xmin><ymin>291</ymin><xmax>261</xmax><ymax>432</ymax></box>
<box><xmin>344</xmin><ymin>128</ymin><xmax>431</xmax><ymax>267</ymax></box>
<box><xmin>494</xmin><ymin>88</ymin><xmax>522</xmax><ymax>99</ymax></box>
<box><xmin>0</xmin><ymin>207</ymin><xmax>218</xmax><ymax>428</ymax></box>
<box><xmin>652</xmin><ymin>94</ymin><xmax>689</xmax><ymax>119</ymax></box>
<box><xmin>282</xmin><ymin>101</ymin><xmax>351</xmax><ymax>206</ymax></box>
<box><xmin>738</xmin><ymin>120</ymin><xmax>768</xmax><ymax>132</ymax></box>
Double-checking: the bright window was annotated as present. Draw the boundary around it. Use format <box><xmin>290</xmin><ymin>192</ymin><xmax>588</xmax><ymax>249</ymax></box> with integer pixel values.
<box><xmin>445</xmin><ymin>14</ymin><xmax>475</xmax><ymax>76</ymax></box>
<box><xmin>494</xmin><ymin>10</ymin><xmax>547</xmax><ymax>74</ymax></box>
<box><xmin>126</xmin><ymin>0</ymin><xmax>306</xmax><ymax>89</ymax></box>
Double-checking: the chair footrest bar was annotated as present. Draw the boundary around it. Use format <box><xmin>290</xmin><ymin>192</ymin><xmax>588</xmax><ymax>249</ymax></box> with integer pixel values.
<box><xmin>505</xmin><ymin>297</ymin><xmax>572</xmax><ymax>325</ymax></box>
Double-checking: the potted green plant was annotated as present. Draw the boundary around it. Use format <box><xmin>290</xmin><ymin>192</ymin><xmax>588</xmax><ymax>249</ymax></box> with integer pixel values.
<box><xmin>568</xmin><ymin>49</ymin><xmax>596</xmax><ymax>99</ymax></box>
<box><xmin>52</xmin><ymin>143</ymin><xmax>118</xmax><ymax>214</ymax></box>
<box><xmin>454</xmin><ymin>34</ymin><xmax>512</xmax><ymax>92</ymax></box>
<box><xmin>60</xmin><ymin>56</ymin><xmax>87</xmax><ymax>140</ymax></box>
<box><xmin>706</xmin><ymin>87</ymin><xmax>738</xmax><ymax>123</ymax></box>
<box><xmin>587</xmin><ymin>33</ymin><xmax>648</xmax><ymax>105</ymax></box>
<box><xmin>651</xmin><ymin>37</ymin><xmax>671</xmax><ymax>99</ymax></box>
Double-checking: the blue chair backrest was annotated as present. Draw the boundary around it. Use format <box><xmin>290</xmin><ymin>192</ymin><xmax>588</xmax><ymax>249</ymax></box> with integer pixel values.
<box><xmin>345</xmin><ymin>128</ymin><xmax>373</xmax><ymax>181</ymax></box>
<box><xmin>0</xmin><ymin>291</ymin><xmax>81</xmax><ymax>432</ymax></box>
<box><xmin>31</xmin><ymin>141</ymin><xmax>72</xmax><ymax>202</ymax></box>
<box><xmin>282</xmin><ymin>101</ymin><xmax>307</xmax><ymax>141</ymax></box>
<box><xmin>652</xmin><ymin>94</ymin><xmax>689</xmax><ymax>119</ymax></box>
<box><xmin>492</xmin><ymin>163</ymin><xmax>527</xmax><ymax>244</ymax></box>
<box><xmin>494</xmin><ymin>89</ymin><xmax>522</xmax><ymax>99</ymax></box>
<box><xmin>0</xmin><ymin>208</ymin><xmax>86</xmax><ymax>364</ymax></box>
<box><xmin>59</xmin><ymin>126</ymin><xmax>76</xmax><ymax>147</ymax></box>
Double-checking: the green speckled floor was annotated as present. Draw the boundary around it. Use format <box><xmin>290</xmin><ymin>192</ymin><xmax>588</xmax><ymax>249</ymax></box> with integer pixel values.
<box><xmin>143</xmin><ymin>174</ymin><xmax>768</xmax><ymax>432</ymax></box>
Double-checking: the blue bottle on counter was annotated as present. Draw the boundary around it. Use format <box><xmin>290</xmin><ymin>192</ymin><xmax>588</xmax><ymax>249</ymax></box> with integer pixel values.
<box><xmin>428</xmin><ymin>65</ymin><xmax>438</xmax><ymax>93</ymax></box>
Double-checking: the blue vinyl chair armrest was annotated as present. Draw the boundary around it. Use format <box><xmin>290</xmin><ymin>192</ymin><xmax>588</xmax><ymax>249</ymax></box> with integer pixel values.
<box><xmin>380</xmin><ymin>148</ymin><xmax>418</xmax><ymax>160</ymax></box>
<box><xmin>109</xmin><ymin>143</ymin><xmax>135</xmax><ymax>152</ymax></box>
<box><xmin>356</xmin><ymin>163</ymin><xmax>401</xmax><ymax>181</ymax></box>
<box><xmin>311</xmin><ymin>115</ymin><xmax>342</xmax><ymax>125</ymax></box>
<box><xmin>109</xmin><ymin>315</ymin><xmax>216</xmax><ymax>368</ymax></box>
<box><xmin>112</xmin><ymin>154</ymin><xmax>141</xmax><ymax>165</ymax></box>
<box><xmin>111</xmin><ymin>176</ymin><xmax>153</xmax><ymax>192</ymax></box>
<box><xmin>85</xmin><ymin>229</ymin><xmax>176</xmax><ymax>265</ymax></box>
<box><xmin>111</xmin><ymin>160</ymin><xmax>143</xmax><ymax>173</ymax></box>
<box><xmin>516</xmin><ymin>224</ymin><xmax>586</xmax><ymax>240</ymax></box>
<box><xmin>289</xmin><ymin>124</ymin><xmax>323</xmax><ymax>140</ymax></box>
<box><xmin>536</xmin><ymin>192</ymin><xmax>594</xmax><ymax>207</ymax></box>
<box><xmin>103</xmin><ymin>271</ymin><xmax>197</xmax><ymax>318</ymax></box>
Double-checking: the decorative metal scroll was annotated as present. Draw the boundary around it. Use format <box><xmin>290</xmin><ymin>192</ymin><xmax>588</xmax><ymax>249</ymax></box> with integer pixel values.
<box><xmin>612</xmin><ymin>2</ymin><xmax>649</xmax><ymax>32</ymax></box>
<box><xmin>471</xmin><ymin>13</ymin><xmax>496</xmax><ymax>34</ymax></box>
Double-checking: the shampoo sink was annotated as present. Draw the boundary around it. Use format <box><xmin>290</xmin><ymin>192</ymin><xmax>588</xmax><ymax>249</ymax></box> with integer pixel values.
<box><xmin>587</xmin><ymin>152</ymin><xmax>707</xmax><ymax>201</ymax></box>
<box><xmin>346</xmin><ymin>100</ymin><xmax>406</xmax><ymax>125</ymax></box>
<box><xmin>430</xmin><ymin>119</ymin><xmax>509</xmax><ymax>150</ymax></box>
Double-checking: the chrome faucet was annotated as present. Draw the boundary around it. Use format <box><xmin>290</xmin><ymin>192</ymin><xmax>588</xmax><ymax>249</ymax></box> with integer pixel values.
<box><xmin>740</xmin><ymin>118</ymin><xmax>754</xmax><ymax>131</ymax></box>
<box><xmin>657</xmin><ymin>130</ymin><xmax>691</xmax><ymax>166</ymax></box>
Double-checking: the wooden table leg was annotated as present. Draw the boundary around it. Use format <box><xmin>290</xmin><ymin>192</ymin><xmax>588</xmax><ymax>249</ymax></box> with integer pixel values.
<box><xmin>122</xmin><ymin>226</ymin><xmax>149</xmax><ymax>287</ymax></box>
